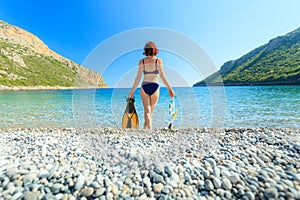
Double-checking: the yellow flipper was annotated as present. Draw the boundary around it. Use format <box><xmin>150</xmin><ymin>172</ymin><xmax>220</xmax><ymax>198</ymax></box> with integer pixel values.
<box><xmin>122</xmin><ymin>98</ymin><xmax>139</xmax><ymax>128</ymax></box>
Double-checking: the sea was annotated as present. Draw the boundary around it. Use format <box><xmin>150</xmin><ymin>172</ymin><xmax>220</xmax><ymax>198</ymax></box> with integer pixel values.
<box><xmin>0</xmin><ymin>86</ymin><xmax>299</xmax><ymax>129</ymax></box>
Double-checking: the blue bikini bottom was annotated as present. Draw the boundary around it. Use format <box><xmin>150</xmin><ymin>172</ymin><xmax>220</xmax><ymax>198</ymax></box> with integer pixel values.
<box><xmin>142</xmin><ymin>82</ymin><xmax>159</xmax><ymax>96</ymax></box>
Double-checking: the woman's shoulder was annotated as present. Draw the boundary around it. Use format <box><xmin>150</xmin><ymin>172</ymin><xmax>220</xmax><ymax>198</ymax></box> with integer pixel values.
<box><xmin>138</xmin><ymin>58</ymin><xmax>144</xmax><ymax>65</ymax></box>
<box><xmin>139</xmin><ymin>57</ymin><xmax>162</xmax><ymax>64</ymax></box>
<box><xmin>156</xmin><ymin>57</ymin><xmax>163</xmax><ymax>64</ymax></box>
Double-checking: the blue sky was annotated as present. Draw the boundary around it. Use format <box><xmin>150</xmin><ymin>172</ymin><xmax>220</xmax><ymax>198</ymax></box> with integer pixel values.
<box><xmin>1</xmin><ymin>0</ymin><xmax>300</xmax><ymax>87</ymax></box>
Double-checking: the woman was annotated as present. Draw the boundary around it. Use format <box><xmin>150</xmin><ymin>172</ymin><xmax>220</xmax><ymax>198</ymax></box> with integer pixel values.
<box><xmin>128</xmin><ymin>41</ymin><xmax>175</xmax><ymax>129</ymax></box>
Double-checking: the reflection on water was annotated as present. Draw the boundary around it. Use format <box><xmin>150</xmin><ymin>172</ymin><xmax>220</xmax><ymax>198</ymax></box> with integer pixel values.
<box><xmin>0</xmin><ymin>86</ymin><xmax>299</xmax><ymax>128</ymax></box>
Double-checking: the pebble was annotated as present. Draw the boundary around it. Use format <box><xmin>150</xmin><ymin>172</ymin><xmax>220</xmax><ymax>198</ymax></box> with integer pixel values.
<box><xmin>212</xmin><ymin>177</ymin><xmax>222</xmax><ymax>189</ymax></box>
<box><xmin>220</xmin><ymin>169</ymin><xmax>231</xmax><ymax>178</ymax></box>
<box><xmin>6</xmin><ymin>168</ymin><xmax>18</xmax><ymax>179</ymax></box>
<box><xmin>229</xmin><ymin>173</ymin><xmax>240</xmax><ymax>184</ymax></box>
<box><xmin>203</xmin><ymin>170</ymin><xmax>210</xmax><ymax>178</ymax></box>
<box><xmin>222</xmin><ymin>178</ymin><xmax>232</xmax><ymax>190</ymax></box>
<box><xmin>153</xmin><ymin>183</ymin><xmax>164</xmax><ymax>193</ymax></box>
<box><xmin>10</xmin><ymin>192</ymin><xmax>23</xmax><ymax>200</ymax></box>
<box><xmin>142</xmin><ymin>177</ymin><xmax>151</xmax><ymax>188</ymax></box>
<box><xmin>23</xmin><ymin>173</ymin><xmax>37</xmax><ymax>186</ymax></box>
<box><xmin>213</xmin><ymin>167</ymin><xmax>221</xmax><ymax>178</ymax></box>
<box><xmin>54</xmin><ymin>193</ymin><xmax>64</xmax><ymax>200</ymax></box>
<box><xmin>75</xmin><ymin>175</ymin><xmax>85</xmax><ymax>191</ymax></box>
<box><xmin>23</xmin><ymin>191</ymin><xmax>40</xmax><ymax>200</ymax></box>
<box><xmin>224</xmin><ymin>191</ymin><xmax>232</xmax><ymax>199</ymax></box>
<box><xmin>106</xmin><ymin>192</ymin><xmax>114</xmax><ymax>200</ymax></box>
<box><xmin>184</xmin><ymin>171</ymin><xmax>192</xmax><ymax>182</ymax></box>
<box><xmin>216</xmin><ymin>188</ymin><xmax>225</xmax><ymax>196</ymax></box>
<box><xmin>205</xmin><ymin>180</ymin><xmax>214</xmax><ymax>191</ymax></box>
<box><xmin>264</xmin><ymin>187</ymin><xmax>279</xmax><ymax>199</ymax></box>
<box><xmin>238</xmin><ymin>188</ymin><xmax>245</xmax><ymax>196</ymax></box>
<box><xmin>38</xmin><ymin>169</ymin><xmax>50</xmax><ymax>179</ymax></box>
<box><xmin>248</xmin><ymin>184</ymin><xmax>258</xmax><ymax>193</ymax></box>
<box><xmin>0</xmin><ymin>128</ymin><xmax>299</xmax><ymax>200</ymax></box>
<box><xmin>18</xmin><ymin>169</ymin><xmax>29</xmax><ymax>175</ymax></box>
<box><xmin>125</xmin><ymin>178</ymin><xmax>132</xmax><ymax>185</ymax></box>
<box><xmin>161</xmin><ymin>186</ymin><xmax>170</xmax><ymax>194</ymax></box>
<box><xmin>169</xmin><ymin>173</ymin><xmax>180</xmax><ymax>188</ymax></box>
<box><xmin>245</xmin><ymin>191</ymin><xmax>255</xmax><ymax>200</ymax></box>
<box><xmin>288</xmin><ymin>187</ymin><xmax>300</xmax><ymax>199</ymax></box>
<box><xmin>133</xmin><ymin>189</ymin><xmax>141</xmax><ymax>197</ymax></box>
<box><xmin>294</xmin><ymin>143</ymin><xmax>300</xmax><ymax>151</ymax></box>
<box><xmin>111</xmin><ymin>184</ymin><xmax>119</xmax><ymax>195</ymax></box>
<box><xmin>153</xmin><ymin>174</ymin><xmax>164</xmax><ymax>183</ymax></box>
<box><xmin>206</xmin><ymin>158</ymin><xmax>217</xmax><ymax>167</ymax></box>
<box><xmin>90</xmin><ymin>181</ymin><xmax>101</xmax><ymax>189</ymax></box>
<box><xmin>164</xmin><ymin>166</ymin><xmax>174</xmax><ymax>176</ymax></box>
<box><xmin>282</xmin><ymin>179</ymin><xmax>294</xmax><ymax>187</ymax></box>
<box><xmin>95</xmin><ymin>188</ymin><xmax>106</xmax><ymax>197</ymax></box>
<box><xmin>184</xmin><ymin>187</ymin><xmax>192</xmax><ymax>197</ymax></box>
<box><xmin>81</xmin><ymin>187</ymin><xmax>94</xmax><ymax>197</ymax></box>
<box><xmin>51</xmin><ymin>183</ymin><xmax>64</xmax><ymax>194</ymax></box>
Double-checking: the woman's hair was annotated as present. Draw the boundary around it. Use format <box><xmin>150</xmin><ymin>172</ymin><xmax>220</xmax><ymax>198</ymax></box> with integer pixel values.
<box><xmin>143</xmin><ymin>41</ymin><xmax>159</xmax><ymax>56</ymax></box>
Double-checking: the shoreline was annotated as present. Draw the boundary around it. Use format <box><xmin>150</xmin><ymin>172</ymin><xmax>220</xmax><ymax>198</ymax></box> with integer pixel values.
<box><xmin>0</xmin><ymin>128</ymin><xmax>299</xmax><ymax>199</ymax></box>
<box><xmin>0</xmin><ymin>85</ymin><xmax>108</xmax><ymax>91</ymax></box>
<box><xmin>1</xmin><ymin>84</ymin><xmax>299</xmax><ymax>91</ymax></box>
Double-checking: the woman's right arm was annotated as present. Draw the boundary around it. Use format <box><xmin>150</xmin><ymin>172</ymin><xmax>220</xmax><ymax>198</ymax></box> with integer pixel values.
<box><xmin>157</xmin><ymin>58</ymin><xmax>175</xmax><ymax>97</ymax></box>
<box><xmin>128</xmin><ymin>60</ymin><xmax>143</xmax><ymax>98</ymax></box>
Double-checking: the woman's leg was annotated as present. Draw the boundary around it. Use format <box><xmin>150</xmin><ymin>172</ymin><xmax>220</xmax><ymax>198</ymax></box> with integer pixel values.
<box><xmin>140</xmin><ymin>88</ymin><xmax>152</xmax><ymax>128</ymax></box>
<box><xmin>140</xmin><ymin>88</ymin><xmax>160</xmax><ymax>129</ymax></box>
<box><xmin>150</xmin><ymin>89</ymin><xmax>159</xmax><ymax>117</ymax></box>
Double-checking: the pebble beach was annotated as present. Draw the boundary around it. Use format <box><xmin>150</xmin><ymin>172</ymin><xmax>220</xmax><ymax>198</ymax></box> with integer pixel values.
<box><xmin>0</xmin><ymin>128</ymin><xmax>299</xmax><ymax>200</ymax></box>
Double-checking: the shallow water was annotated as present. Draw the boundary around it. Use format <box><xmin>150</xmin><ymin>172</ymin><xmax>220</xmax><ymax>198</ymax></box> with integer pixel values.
<box><xmin>0</xmin><ymin>86</ymin><xmax>299</xmax><ymax>128</ymax></box>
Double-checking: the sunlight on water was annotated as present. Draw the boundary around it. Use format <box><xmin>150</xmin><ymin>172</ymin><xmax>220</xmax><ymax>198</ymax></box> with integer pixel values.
<box><xmin>0</xmin><ymin>86</ymin><xmax>299</xmax><ymax>128</ymax></box>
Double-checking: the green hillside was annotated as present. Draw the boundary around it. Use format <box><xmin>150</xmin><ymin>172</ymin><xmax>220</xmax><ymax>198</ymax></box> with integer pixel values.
<box><xmin>194</xmin><ymin>27</ymin><xmax>300</xmax><ymax>86</ymax></box>
<box><xmin>0</xmin><ymin>41</ymin><xmax>76</xmax><ymax>87</ymax></box>
<box><xmin>0</xmin><ymin>20</ymin><xmax>107</xmax><ymax>89</ymax></box>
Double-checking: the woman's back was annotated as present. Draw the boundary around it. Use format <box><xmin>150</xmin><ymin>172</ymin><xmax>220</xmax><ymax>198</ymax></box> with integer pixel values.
<box><xmin>141</xmin><ymin>57</ymin><xmax>160</xmax><ymax>83</ymax></box>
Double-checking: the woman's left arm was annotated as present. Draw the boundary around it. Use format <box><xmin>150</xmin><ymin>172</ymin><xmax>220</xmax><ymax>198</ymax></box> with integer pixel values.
<box><xmin>128</xmin><ymin>60</ymin><xmax>143</xmax><ymax>98</ymax></box>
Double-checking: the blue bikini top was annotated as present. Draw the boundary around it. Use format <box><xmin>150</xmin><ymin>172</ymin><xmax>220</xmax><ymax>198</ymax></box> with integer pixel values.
<box><xmin>143</xmin><ymin>59</ymin><xmax>159</xmax><ymax>75</ymax></box>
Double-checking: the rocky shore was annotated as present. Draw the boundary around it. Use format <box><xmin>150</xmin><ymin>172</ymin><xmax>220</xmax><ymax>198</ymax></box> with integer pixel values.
<box><xmin>0</xmin><ymin>128</ymin><xmax>299</xmax><ymax>200</ymax></box>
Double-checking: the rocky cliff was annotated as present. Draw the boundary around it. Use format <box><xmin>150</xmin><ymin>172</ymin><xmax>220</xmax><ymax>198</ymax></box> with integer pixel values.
<box><xmin>0</xmin><ymin>20</ymin><xmax>107</xmax><ymax>89</ymax></box>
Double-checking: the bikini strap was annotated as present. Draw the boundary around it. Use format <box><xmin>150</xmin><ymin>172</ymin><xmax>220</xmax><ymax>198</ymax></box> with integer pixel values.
<box><xmin>155</xmin><ymin>59</ymin><xmax>158</xmax><ymax>70</ymax></box>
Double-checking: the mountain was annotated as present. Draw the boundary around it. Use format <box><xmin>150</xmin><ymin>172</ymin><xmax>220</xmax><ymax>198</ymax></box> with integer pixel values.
<box><xmin>0</xmin><ymin>20</ymin><xmax>107</xmax><ymax>90</ymax></box>
<box><xmin>194</xmin><ymin>27</ymin><xmax>300</xmax><ymax>86</ymax></box>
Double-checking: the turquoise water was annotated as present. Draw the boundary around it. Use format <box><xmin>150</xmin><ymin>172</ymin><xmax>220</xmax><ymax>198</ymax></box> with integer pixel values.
<box><xmin>0</xmin><ymin>86</ymin><xmax>299</xmax><ymax>128</ymax></box>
